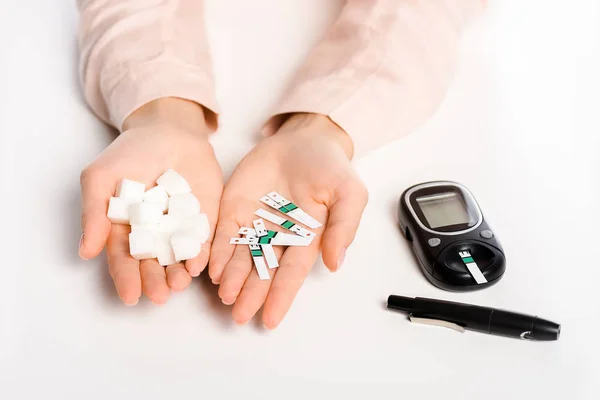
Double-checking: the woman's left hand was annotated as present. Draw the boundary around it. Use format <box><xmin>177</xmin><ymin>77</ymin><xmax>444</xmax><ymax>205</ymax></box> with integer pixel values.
<box><xmin>209</xmin><ymin>114</ymin><xmax>368</xmax><ymax>329</ymax></box>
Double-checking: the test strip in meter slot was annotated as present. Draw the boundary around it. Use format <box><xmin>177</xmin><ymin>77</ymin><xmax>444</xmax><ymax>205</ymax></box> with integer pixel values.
<box><xmin>266</xmin><ymin>192</ymin><xmax>322</xmax><ymax>229</ymax></box>
<box><xmin>458</xmin><ymin>250</ymin><xmax>487</xmax><ymax>284</ymax></box>
<box><xmin>247</xmin><ymin>239</ymin><xmax>270</xmax><ymax>280</ymax></box>
<box><xmin>254</xmin><ymin>208</ymin><xmax>315</xmax><ymax>239</ymax></box>
<box><xmin>230</xmin><ymin>232</ymin><xmax>311</xmax><ymax>246</ymax></box>
<box><xmin>253</xmin><ymin>219</ymin><xmax>279</xmax><ymax>269</ymax></box>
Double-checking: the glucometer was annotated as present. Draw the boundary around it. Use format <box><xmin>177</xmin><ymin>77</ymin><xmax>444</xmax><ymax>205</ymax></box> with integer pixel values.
<box><xmin>398</xmin><ymin>181</ymin><xmax>505</xmax><ymax>291</ymax></box>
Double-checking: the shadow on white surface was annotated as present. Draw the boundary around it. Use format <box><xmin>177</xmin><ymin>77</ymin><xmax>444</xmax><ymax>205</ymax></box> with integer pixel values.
<box><xmin>193</xmin><ymin>272</ymin><xmax>236</xmax><ymax>329</ymax></box>
<box><xmin>92</xmin><ymin>251</ymin><xmax>125</xmax><ymax>308</ymax></box>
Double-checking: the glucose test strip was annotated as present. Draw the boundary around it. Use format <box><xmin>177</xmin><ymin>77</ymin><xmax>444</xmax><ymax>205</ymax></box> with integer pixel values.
<box><xmin>230</xmin><ymin>232</ymin><xmax>311</xmax><ymax>246</ymax></box>
<box><xmin>230</xmin><ymin>192</ymin><xmax>319</xmax><ymax>270</ymax></box>
<box><xmin>253</xmin><ymin>219</ymin><xmax>279</xmax><ymax>269</ymax></box>
<box><xmin>254</xmin><ymin>208</ymin><xmax>315</xmax><ymax>239</ymax></box>
<box><xmin>248</xmin><ymin>241</ymin><xmax>270</xmax><ymax>280</ymax></box>
<box><xmin>266</xmin><ymin>192</ymin><xmax>322</xmax><ymax>229</ymax></box>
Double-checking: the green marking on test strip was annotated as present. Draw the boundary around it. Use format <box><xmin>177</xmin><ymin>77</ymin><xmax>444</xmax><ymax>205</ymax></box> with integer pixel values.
<box><xmin>462</xmin><ymin>257</ymin><xmax>475</xmax><ymax>264</ymax></box>
<box><xmin>281</xmin><ymin>220</ymin><xmax>295</xmax><ymax>229</ymax></box>
<box><xmin>278</xmin><ymin>206</ymin><xmax>289</xmax><ymax>213</ymax></box>
<box><xmin>258</xmin><ymin>237</ymin><xmax>271</xmax><ymax>244</ymax></box>
<box><xmin>266</xmin><ymin>231</ymin><xmax>278</xmax><ymax>238</ymax></box>
<box><xmin>285</xmin><ymin>203</ymin><xmax>298</xmax><ymax>211</ymax></box>
<box><xmin>251</xmin><ymin>249</ymin><xmax>263</xmax><ymax>257</ymax></box>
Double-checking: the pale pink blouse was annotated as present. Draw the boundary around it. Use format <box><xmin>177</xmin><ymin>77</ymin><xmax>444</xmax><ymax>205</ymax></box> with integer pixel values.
<box><xmin>77</xmin><ymin>0</ymin><xmax>485</xmax><ymax>158</ymax></box>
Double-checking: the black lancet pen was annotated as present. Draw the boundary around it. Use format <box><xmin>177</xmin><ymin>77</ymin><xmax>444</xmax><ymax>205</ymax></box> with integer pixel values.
<box><xmin>387</xmin><ymin>295</ymin><xmax>561</xmax><ymax>341</ymax></box>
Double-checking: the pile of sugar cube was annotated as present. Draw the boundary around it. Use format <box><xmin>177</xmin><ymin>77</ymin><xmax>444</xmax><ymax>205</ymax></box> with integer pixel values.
<box><xmin>107</xmin><ymin>169</ymin><xmax>209</xmax><ymax>266</ymax></box>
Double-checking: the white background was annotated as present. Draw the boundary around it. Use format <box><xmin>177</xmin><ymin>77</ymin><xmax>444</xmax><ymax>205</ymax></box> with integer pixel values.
<box><xmin>1</xmin><ymin>0</ymin><xmax>599</xmax><ymax>398</ymax></box>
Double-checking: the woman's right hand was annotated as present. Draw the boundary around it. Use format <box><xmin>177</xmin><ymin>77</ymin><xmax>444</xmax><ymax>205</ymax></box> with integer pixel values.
<box><xmin>78</xmin><ymin>98</ymin><xmax>223</xmax><ymax>305</ymax></box>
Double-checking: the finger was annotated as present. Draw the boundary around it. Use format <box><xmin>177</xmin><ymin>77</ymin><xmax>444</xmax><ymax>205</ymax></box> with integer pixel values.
<box><xmin>208</xmin><ymin>200</ymin><xmax>241</xmax><ymax>284</ymax></box>
<box><xmin>321</xmin><ymin>182</ymin><xmax>368</xmax><ymax>272</ymax></box>
<box><xmin>218</xmin><ymin>244</ymin><xmax>252</xmax><ymax>305</ymax></box>
<box><xmin>166</xmin><ymin>263</ymin><xmax>192</xmax><ymax>292</ymax></box>
<box><xmin>208</xmin><ymin>217</ymin><xmax>239</xmax><ymax>284</ymax></box>
<box><xmin>231</xmin><ymin>247</ymin><xmax>283</xmax><ymax>325</ymax></box>
<box><xmin>184</xmin><ymin>246</ymin><xmax>208</xmax><ymax>278</ymax></box>
<box><xmin>184</xmin><ymin>236</ymin><xmax>210</xmax><ymax>278</ymax></box>
<box><xmin>262</xmin><ymin>241</ymin><xmax>321</xmax><ymax>330</ymax></box>
<box><xmin>140</xmin><ymin>259</ymin><xmax>170</xmax><ymax>305</ymax></box>
<box><xmin>79</xmin><ymin>167</ymin><xmax>113</xmax><ymax>260</ymax></box>
<box><xmin>187</xmin><ymin>189</ymin><xmax>220</xmax><ymax>277</ymax></box>
<box><xmin>106</xmin><ymin>224</ymin><xmax>142</xmax><ymax>306</ymax></box>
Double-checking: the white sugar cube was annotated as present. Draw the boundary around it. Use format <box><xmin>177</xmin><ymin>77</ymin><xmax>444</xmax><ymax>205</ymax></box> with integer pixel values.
<box><xmin>156</xmin><ymin>169</ymin><xmax>191</xmax><ymax>196</ymax></box>
<box><xmin>156</xmin><ymin>237</ymin><xmax>177</xmax><ymax>266</ymax></box>
<box><xmin>107</xmin><ymin>197</ymin><xmax>130</xmax><ymax>224</ymax></box>
<box><xmin>179</xmin><ymin>213</ymin><xmax>210</xmax><ymax>243</ymax></box>
<box><xmin>129</xmin><ymin>202</ymin><xmax>163</xmax><ymax>225</ymax></box>
<box><xmin>116</xmin><ymin>179</ymin><xmax>145</xmax><ymax>203</ymax></box>
<box><xmin>131</xmin><ymin>223</ymin><xmax>159</xmax><ymax>233</ymax></box>
<box><xmin>171</xmin><ymin>231</ymin><xmax>202</xmax><ymax>262</ymax></box>
<box><xmin>129</xmin><ymin>229</ymin><xmax>157</xmax><ymax>260</ymax></box>
<box><xmin>157</xmin><ymin>214</ymin><xmax>181</xmax><ymax>235</ymax></box>
<box><xmin>168</xmin><ymin>193</ymin><xmax>200</xmax><ymax>218</ymax></box>
<box><xmin>143</xmin><ymin>186</ymin><xmax>169</xmax><ymax>213</ymax></box>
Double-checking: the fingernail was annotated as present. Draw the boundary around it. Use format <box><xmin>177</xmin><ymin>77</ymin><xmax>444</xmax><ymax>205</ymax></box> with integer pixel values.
<box><xmin>336</xmin><ymin>247</ymin><xmax>347</xmax><ymax>271</ymax></box>
<box><xmin>211</xmin><ymin>272</ymin><xmax>222</xmax><ymax>285</ymax></box>
<box><xmin>125</xmin><ymin>299</ymin><xmax>139</xmax><ymax>306</ymax></box>
<box><xmin>221</xmin><ymin>297</ymin><xmax>236</xmax><ymax>306</ymax></box>
<box><xmin>78</xmin><ymin>233</ymin><xmax>88</xmax><ymax>260</ymax></box>
<box><xmin>262</xmin><ymin>320</ymin><xmax>278</xmax><ymax>330</ymax></box>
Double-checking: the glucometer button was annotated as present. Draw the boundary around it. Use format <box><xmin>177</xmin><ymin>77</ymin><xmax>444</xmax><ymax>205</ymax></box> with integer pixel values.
<box><xmin>428</xmin><ymin>238</ymin><xmax>441</xmax><ymax>247</ymax></box>
<box><xmin>480</xmin><ymin>230</ymin><xmax>494</xmax><ymax>239</ymax></box>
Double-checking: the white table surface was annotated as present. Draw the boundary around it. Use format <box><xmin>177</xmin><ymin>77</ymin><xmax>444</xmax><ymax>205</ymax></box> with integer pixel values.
<box><xmin>1</xmin><ymin>0</ymin><xmax>599</xmax><ymax>398</ymax></box>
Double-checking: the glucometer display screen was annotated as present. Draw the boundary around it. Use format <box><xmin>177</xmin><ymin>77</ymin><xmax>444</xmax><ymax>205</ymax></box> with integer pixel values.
<box><xmin>416</xmin><ymin>192</ymin><xmax>472</xmax><ymax>229</ymax></box>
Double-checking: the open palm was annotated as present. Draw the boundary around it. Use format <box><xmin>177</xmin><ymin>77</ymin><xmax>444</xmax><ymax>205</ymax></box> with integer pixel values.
<box><xmin>79</xmin><ymin>119</ymin><xmax>223</xmax><ymax>305</ymax></box>
<box><xmin>209</xmin><ymin>114</ymin><xmax>368</xmax><ymax>328</ymax></box>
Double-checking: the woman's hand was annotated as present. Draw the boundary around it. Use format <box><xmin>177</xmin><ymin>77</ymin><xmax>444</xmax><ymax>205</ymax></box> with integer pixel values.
<box><xmin>209</xmin><ymin>114</ymin><xmax>368</xmax><ymax>329</ymax></box>
<box><xmin>79</xmin><ymin>98</ymin><xmax>223</xmax><ymax>305</ymax></box>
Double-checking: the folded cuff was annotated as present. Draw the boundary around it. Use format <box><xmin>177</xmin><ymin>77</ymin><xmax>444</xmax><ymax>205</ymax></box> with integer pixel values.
<box><xmin>102</xmin><ymin>60</ymin><xmax>220</xmax><ymax>132</ymax></box>
<box><xmin>263</xmin><ymin>77</ymin><xmax>416</xmax><ymax>160</ymax></box>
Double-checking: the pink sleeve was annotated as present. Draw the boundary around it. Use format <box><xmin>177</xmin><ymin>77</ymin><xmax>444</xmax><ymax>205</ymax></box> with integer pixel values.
<box><xmin>77</xmin><ymin>0</ymin><xmax>220</xmax><ymax>131</ymax></box>
<box><xmin>263</xmin><ymin>0</ymin><xmax>486</xmax><ymax>159</ymax></box>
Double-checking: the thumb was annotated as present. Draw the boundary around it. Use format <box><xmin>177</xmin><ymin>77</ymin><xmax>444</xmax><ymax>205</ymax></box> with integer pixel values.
<box><xmin>79</xmin><ymin>168</ymin><xmax>113</xmax><ymax>260</ymax></box>
<box><xmin>321</xmin><ymin>181</ymin><xmax>368</xmax><ymax>272</ymax></box>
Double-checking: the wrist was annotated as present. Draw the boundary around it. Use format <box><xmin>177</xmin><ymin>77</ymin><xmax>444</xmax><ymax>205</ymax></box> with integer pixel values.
<box><xmin>123</xmin><ymin>97</ymin><xmax>211</xmax><ymax>138</ymax></box>
<box><xmin>278</xmin><ymin>113</ymin><xmax>354</xmax><ymax>159</ymax></box>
